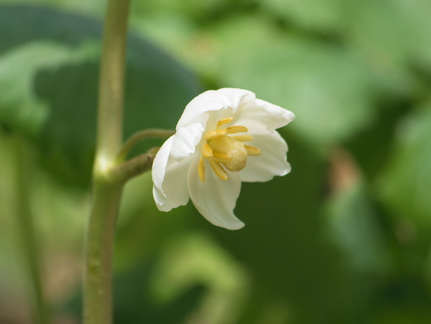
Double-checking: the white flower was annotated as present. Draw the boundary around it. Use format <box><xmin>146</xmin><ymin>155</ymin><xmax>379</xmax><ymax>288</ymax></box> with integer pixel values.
<box><xmin>152</xmin><ymin>88</ymin><xmax>295</xmax><ymax>230</ymax></box>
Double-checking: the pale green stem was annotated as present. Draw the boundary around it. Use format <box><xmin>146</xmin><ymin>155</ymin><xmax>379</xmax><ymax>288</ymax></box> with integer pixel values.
<box><xmin>84</xmin><ymin>175</ymin><xmax>123</xmax><ymax>324</ymax></box>
<box><xmin>14</xmin><ymin>139</ymin><xmax>51</xmax><ymax>324</ymax></box>
<box><xmin>83</xmin><ymin>0</ymin><xmax>131</xmax><ymax>323</ymax></box>
<box><xmin>112</xmin><ymin>148</ymin><xmax>160</xmax><ymax>184</ymax></box>
<box><xmin>95</xmin><ymin>0</ymin><xmax>131</xmax><ymax>163</ymax></box>
<box><xmin>116</xmin><ymin>129</ymin><xmax>174</xmax><ymax>162</ymax></box>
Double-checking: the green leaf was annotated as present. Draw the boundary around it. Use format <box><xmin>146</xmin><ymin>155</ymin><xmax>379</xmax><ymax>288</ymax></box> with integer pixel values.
<box><xmin>342</xmin><ymin>0</ymin><xmax>431</xmax><ymax>81</ymax></box>
<box><xmin>263</xmin><ymin>0</ymin><xmax>431</xmax><ymax>75</ymax></box>
<box><xmin>0</xmin><ymin>41</ymin><xmax>100</xmax><ymax>138</ymax></box>
<box><xmin>203</xmin><ymin>16</ymin><xmax>380</xmax><ymax>147</ymax></box>
<box><xmin>132</xmin><ymin>0</ymin><xmax>229</xmax><ymax>20</ymax></box>
<box><xmin>0</xmin><ymin>5</ymin><xmax>201</xmax><ymax>186</ymax></box>
<box><xmin>262</xmin><ymin>0</ymin><xmax>345</xmax><ymax>32</ymax></box>
<box><xmin>377</xmin><ymin>101</ymin><xmax>431</xmax><ymax>226</ymax></box>
<box><xmin>325</xmin><ymin>180</ymin><xmax>389</xmax><ymax>273</ymax></box>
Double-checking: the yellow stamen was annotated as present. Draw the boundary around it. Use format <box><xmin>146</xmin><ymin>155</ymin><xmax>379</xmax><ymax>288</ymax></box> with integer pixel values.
<box><xmin>245</xmin><ymin>145</ymin><xmax>261</xmax><ymax>156</ymax></box>
<box><xmin>199</xmin><ymin>117</ymin><xmax>261</xmax><ymax>181</ymax></box>
<box><xmin>202</xmin><ymin>142</ymin><xmax>213</xmax><ymax>158</ymax></box>
<box><xmin>217</xmin><ymin>117</ymin><xmax>234</xmax><ymax>127</ymax></box>
<box><xmin>205</xmin><ymin>129</ymin><xmax>227</xmax><ymax>140</ymax></box>
<box><xmin>209</xmin><ymin>160</ymin><xmax>228</xmax><ymax>181</ymax></box>
<box><xmin>198</xmin><ymin>157</ymin><xmax>206</xmax><ymax>182</ymax></box>
<box><xmin>233</xmin><ymin>135</ymin><xmax>254</xmax><ymax>142</ymax></box>
<box><xmin>226</xmin><ymin>126</ymin><xmax>248</xmax><ymax>134</ymax></box>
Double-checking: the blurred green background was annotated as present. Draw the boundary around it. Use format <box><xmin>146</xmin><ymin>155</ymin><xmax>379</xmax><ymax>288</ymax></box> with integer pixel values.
<box><xmin>1</xmin><ymin>0</ymin><xmax>431</xmax><ymax>323</ymax></box>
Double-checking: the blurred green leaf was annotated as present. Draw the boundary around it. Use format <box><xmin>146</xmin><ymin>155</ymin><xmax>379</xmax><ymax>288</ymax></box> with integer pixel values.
<box><xmin>114</xmin><ymin>261</ymin><xmax>206</xmax><ymax>324</ymax></box>
<box><xmin>325</xmin><ymin>180</ymin><xmax>389</xmax><ymax>273</ymax></box>
<box><xmin>149</xmin><ymin>233</ymin><xmax>248</xmax><ymax>323</ymax></box>
<box><xmin>342</xmin><ymin>0</ymin><xmax>431</xmax><ymax>84</ymax></box>
<box><xmin>0</xmin><ymin>42</ymin><xmax>76</xmax><ymax>138</ymax></box>
<box><xmin>0</xmin><ymin>5</ymin><xmax>201</xmax><ymax>186</ymax></box>
<box><xmin>263</xmin><ymin>0</ymin><xmax>431</xmax><ymax>78</ymax></box>
<box><xmin>262</xmin><ymin>0</ymin><xmax>345</xmax><ymax>32</ymax></box>
<box><xmin>201</xmin><ymin>15</ymin><xmax>380</xmax><ymax>147</ymax></box>
<box><xmin>378</xmin><ymin>101</ymin><xmax>431</xmax><ymax>226</ymax></box>
<box><xmin>132</xmin><ymin>0</ymin><xmax>229</xmax><ymax>21</ymax></box>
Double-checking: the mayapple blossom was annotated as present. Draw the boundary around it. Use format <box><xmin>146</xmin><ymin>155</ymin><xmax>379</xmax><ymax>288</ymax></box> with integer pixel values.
<box><xmin>152</xmin><ymin>88</ymin><xmax>295</xmax><ymax>230</ymax></box>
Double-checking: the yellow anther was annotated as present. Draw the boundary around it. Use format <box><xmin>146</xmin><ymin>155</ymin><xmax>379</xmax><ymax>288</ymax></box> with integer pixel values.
<box><xmin>226</xmin><ymin>126</ymin><xmax>248</xmax><ymax>134</ymax></box>
<box><xmin>233</xmin><ymin>135</ymin><xmax>254</xmax><ymax>142</ymax></box>
<box><xmin>198</xmin><ymin>157</ymin><xmax>206</xmax><ymax>182</ymax></box>
<box><xmin>209</xmin><ymin>160</ymin><xmax>228</xmax><ymax>181</ymax></box>
<box><xmin>205</xmin><ymin>129</ymin><xmax>227</xmax><ymax>140</ymax></box>
<box><xmin>217</xmin><ymin>117</ymin><xmax>234</xmax><ymax>127</ymax></box>
<box><xmin>245</xmin><ymin>145</ymin><xmax>261</xmax><ymax>156</ymax></box>
<box><xmin>202</xmin><ymin>142</ymin><xmax>213</xmax><ymax>158</ymax></box>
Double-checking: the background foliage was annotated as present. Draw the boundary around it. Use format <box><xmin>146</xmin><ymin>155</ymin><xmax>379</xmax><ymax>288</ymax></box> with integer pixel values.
<box><xmin>1</xmin><ymin>0</ymin><xmax>431</xmax><ymax>323</ymax></box>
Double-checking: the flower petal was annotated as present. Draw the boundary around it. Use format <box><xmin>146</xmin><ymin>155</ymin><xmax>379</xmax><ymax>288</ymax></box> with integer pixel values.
<box><xmin>171</xmin><ymin>122</ymin><xmax>205</xmax><ymax>160</ymax></box>
<box><xmin>235</xmin><ymin>98</ymin><xmax>295</xmax><ymax>134</ymax></box>
<box><xmin>187</xmin><ymin>157</ymin><xmax>245</xmax><ymax>230</ymax></box>
<box><xmin>152</xmin><ymin>136</ymin><xmax>191</xmax><ymax>211</ymax></box>
<box><xmin>216</xmin><ymin>88</ymin><xmax>256</xmax><ymax>110</ymax></box>
<box><xmin>239</xmin><ymin>131</ymin><xmax>291</xmax><ymax>182</ymax></box>
<box><xmin>176</xmin><ymin>90</ymin><xmax>231</xmax><ymax>129</ymax></box>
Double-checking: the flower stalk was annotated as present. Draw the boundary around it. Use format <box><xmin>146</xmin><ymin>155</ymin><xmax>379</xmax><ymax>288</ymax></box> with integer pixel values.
<box><xmin>116</xmin><ymin>129</ymin><xmax>175</xmax><ymax>162</ymax></box>
<box><xmin>112</xmin><ymin>148</ymin><xmax>160</xmax><ymax>185</ymax></box>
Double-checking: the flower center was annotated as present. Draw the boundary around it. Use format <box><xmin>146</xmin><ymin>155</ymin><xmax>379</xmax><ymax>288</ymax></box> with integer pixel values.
<box><xmin>198</xmin><ymin>117</ymin><xmax>261</xmax><ymax>182</ymax></box>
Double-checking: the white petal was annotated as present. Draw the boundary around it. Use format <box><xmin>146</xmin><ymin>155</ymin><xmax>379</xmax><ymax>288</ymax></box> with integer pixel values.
<box><xmin>187</xmin><ymin>157</ymin><xmax>245</xmax><ymax>230</ymax></box>
<box><xmin>173</xmin><ymin>90</ymin><xmax>239</xmax><ymax>161</ymax></box>
<box><xmin>152</xmin><ymin>136</ymin><xmax>191</xmax><ymax>211</ymax></box>
<box><xmin>152</xmin><ymin>136</ymin><xmax>174</xmax><ymax>190</ymax></box>
<box><xmin>216</xmin><ymin>88</ymin><xmax>256</xmax><ymax>110</ymax></box>
<box><xmin>256</xmin><ymin>98</ymin><xmax>295</xmax><ymax>129</ymax></box>
<box><xmin>239</xmin><ymin>131</ymin><xmax>291</xmax><ymax>182</ymax></box>
<box><xmin>171</xmin><ymin>122</ymin><xmax>205</xmax><ymax>160</ymax></box>
<box><xmin>235</xmin><ymin>98</ymin><xmax>295</xmax><ymax>134</ymax></box>
<box><xmin>176</xmin><ymin>90</ymin><xmax>231</xmax><ymax>129</ymax></box>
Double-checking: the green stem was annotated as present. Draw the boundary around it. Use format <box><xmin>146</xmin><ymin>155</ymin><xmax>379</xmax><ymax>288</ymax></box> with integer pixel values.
<box><xmin>96</xmin><ymin>0</ymin><xmax>131</xmax><ymax>163</ymax></box>
<box><xmin>116</xmin><ymin>129</ymin><xmax>174</xmax><ymax>162</ymax></box>
<box><xmin>112</xmin><ymin>148</ymin><xmax>159</xmax><ymax>184</ymax></box>
<box><xmin>14</xmin><ymin>139</ymin><xmax>50</xmax><ymax>324</ymax></box>
<box><xmin>84</xmin><ymin>176</ymin><xmax>123</xmax><ymax>324</ymax></box>
<box><xmin>83</xmin><ymin>0</ymin><xmax>131</xmax><ymax>323</ymax></box>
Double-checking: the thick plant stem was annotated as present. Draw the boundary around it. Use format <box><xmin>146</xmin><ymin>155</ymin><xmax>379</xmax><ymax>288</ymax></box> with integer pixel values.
<box><xmin>83</xmin><ymin>0</ymin><xmax>131</xmax><ymax>323</ymax></box>
<box><xmin>96</xmin><ymin>0</ymin><xmax>131</xmax><ymax>163</ymax></box>
<box><xmin>84</xmin><ymin>177</ymin><xmax>123</xmax><ymax>324</ymax></box>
